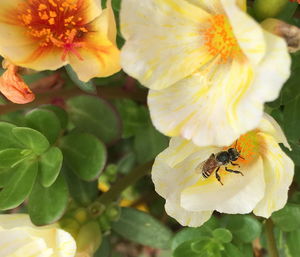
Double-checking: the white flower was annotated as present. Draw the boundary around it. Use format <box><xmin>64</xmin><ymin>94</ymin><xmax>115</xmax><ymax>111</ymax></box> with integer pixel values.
<box><xmin>121</xmin><ymin>0</ymin><xmax>291</xmax><ymax>146</ymax></box>
<box><xmin>0</xmin><ymin>214</ymin><xmax>76</xmax><ymax>257</ymax></box>
<box><xmin>152</xmin><ymin>114</ymin><xmax>294</xmax><ymax>227</ymax></box>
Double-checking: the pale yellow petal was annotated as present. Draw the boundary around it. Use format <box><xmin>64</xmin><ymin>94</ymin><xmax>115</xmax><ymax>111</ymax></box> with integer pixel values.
<box><xmin>69</xmin><ymin>29</ymin><xmax>120</xmax><ymax>81</ymax></box>
<box><xmin>258</xmin><ymin>113</ymin><xmax>291</xmax><ymax>150</ymax></box>
<box><xmin>81</xmin><ymin>0</ymin><xmax>102</xmax><ymax>23</ymax></box>
<box><xmin>254</xmin><ymin>133</ymin><xmax>294</xmax><ymax>218</ymax></box>
<box><xmin>121</xmin><ymin>0</ymin><xmax>213</xmax><ymax>90</ymax></box>
<box><xmin>221</xmin><ymin>0</ymin><xmax>266</xmax><ymax>65</ymax></box>
<box><xmin>149</xmin><ymin>60</ymin><xmax>258</xmax><ymax>146</ymax></box>
<box><xmin>165</xmin><ymin>200</ymin><xmax>212</xmax><ymax>227</ymax></box>
<box><xmin>186</xmin><ymin>0</ymin><xmax>223</xmax><ymax>13</ymax></box>
<box><xmin>181</xmin><ymin>157</ymin><xmax>265</xmax><ymax>213</ymax></box>
<box><xmin>0</xmin><ymin>214</ymin><xmax>34</xmax><ymax>229</ymax></box>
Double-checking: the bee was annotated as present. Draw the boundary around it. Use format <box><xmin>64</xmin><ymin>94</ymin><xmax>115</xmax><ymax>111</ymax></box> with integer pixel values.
<box><xmin>195</xmin><ymin>144</ymin><xmax>244</xmax><ymax>185</ymax></box>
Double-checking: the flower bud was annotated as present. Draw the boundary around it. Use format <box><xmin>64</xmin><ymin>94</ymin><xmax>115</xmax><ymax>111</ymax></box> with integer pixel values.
<box><xmin>253</xmin><ymin>0</ymin><xmax>289</xmax><ymax>20</ymax></box>
<box><xmin>105</xmin><ymin>203</ymin><xmax>121</xmax><ymax>222</ymax></box>
<box><xmin>262</xmin><ymin>18</ymin><xmax>300</xmax><ymax>52</ymax></box>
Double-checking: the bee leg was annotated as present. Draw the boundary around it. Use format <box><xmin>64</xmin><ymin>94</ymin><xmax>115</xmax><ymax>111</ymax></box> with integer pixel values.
<box><xmin>225</xmin><ymin>167</ymin><xmax>244</xmax><ymax>176</ymax></box>
<box><xmin>230</xmin><ymin>162</ymin><xmax>240</xmax><ymax>168</ymax></box>
<box><xmin>215</xmin><ymin>167</ymin><xmax>223</xmax><ymax>186</ymax></box>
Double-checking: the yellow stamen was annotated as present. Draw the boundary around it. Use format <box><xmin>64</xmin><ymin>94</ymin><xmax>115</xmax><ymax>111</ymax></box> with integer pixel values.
<box><xmin>202</xmin><ymin>15</ymin><xmax>241</xmax><ymax>63</ymax></box>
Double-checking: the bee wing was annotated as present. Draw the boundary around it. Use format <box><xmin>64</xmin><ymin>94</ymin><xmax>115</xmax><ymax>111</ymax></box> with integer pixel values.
<box><xmin>195</xmin><ymin>160</ymin><xmax>206</xmax><ymax>174</ymax></box>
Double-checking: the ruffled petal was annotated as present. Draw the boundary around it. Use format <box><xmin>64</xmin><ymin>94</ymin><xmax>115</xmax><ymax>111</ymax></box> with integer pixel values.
<box><xmin>253</xmin><ymin>133</ymin><xmax>294</xmax><ymax>218</ymax></box>
<box><xmin>221</xmin><ymin>0</ymin><xmax>266</xmax><ymax>65</ymax></box>
<box><xmin>258</xmin><ymin>113</ymin><xmax>291</xmax><ymax>150</ymax></box>
<box><xmin>121</xmin><ymin>0</ymin><xmax>213</xmax><ymax>90</ymax></box>
<box><xmin>165</xmin><ymin>200</ymin><xmax>212</xmax><ymax>227</ymax></box>
<box><xmin>149</xmin><ymin>60</ymin><xmax>257</xmax><ymax>146</ymax></box>
<box><xmin>181</xmin><ymin>157</ymin><xmax>265</xmax><ymax>213</ymax></box>
<box><xmin>152</xmin><ymin>141</ymin><xmax>219</xmax><ymax>199</ymax></box>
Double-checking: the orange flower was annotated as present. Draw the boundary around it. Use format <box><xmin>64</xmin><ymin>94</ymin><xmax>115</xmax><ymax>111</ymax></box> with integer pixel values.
<box><xmin>0</xmin><ymin>0</ymin><xmax>120</xmax><ymax>82</ymax></box>
<box><xmin>0</xmin><ymin>61</ymin><xmax>35</xmax><ymax>104</ymax></box>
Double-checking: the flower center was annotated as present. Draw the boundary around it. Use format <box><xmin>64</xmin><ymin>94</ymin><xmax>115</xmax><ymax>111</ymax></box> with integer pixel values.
<box><xmin>225</xmin><ymin>130</ymin><xmax>262</xmax><ymax>166</ymax></box>
<box><xmin>17</xmin><ymin>0</ymin><xmax>88</xmax><ymax>60</ymax></box>
<box><xmin>202</xmin><ymin>15</ymin><xmax>241</xmax><ymax>63</ymax></box>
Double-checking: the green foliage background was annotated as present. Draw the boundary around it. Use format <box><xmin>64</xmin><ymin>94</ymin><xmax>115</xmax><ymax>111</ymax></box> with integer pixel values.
<box><xmin>0</xmin><ymin>0</ymin><xmax>300</xmax><ymax>256</ymax></box>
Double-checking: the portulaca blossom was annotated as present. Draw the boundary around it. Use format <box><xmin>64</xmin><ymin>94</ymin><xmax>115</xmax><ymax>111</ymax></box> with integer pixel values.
<box><xmin>152</xmin><ymin>114</ymin><xmax>294</xmax><ymax>227</ymax></box>
<box><xmin>121</xmin><ymin>0</ymin><xmax>291</xmax><ymax>146</ymax></box>
<box><xmin>0</xmin><ymin>0</ymin><xmax>120</xmax><ymax>82</ymax></box>
<box><xmin>0</xmin><ymin>214</ymin><xmax>76</xmax><ymax>256</ymax></box>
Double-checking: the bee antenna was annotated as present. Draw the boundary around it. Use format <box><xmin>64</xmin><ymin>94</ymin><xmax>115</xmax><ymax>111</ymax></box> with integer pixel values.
<box><xmin>234</xmin><ymin>140</ymin><xmax>238</xmax><ymax>149</ymax></box>
<box><xmin>239</xmin><ymin>155</ymin><xmax>245</xmax><ymax>160</ymax></box>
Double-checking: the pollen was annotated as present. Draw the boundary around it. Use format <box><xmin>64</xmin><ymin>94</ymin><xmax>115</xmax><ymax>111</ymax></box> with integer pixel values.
<box><xmin>225</xmin><ymin>130</ymin><xmax>262</xmax><ymax>166</ymax></box>
<box><xmin>17</xmin><ymin>0</ymin><xmax>88</xmax><ymax>61</ymax></box>
<box><xmin>202</xmin><ymin>15</ymin><xmax>241</xmax><ymax>63</ymax></box>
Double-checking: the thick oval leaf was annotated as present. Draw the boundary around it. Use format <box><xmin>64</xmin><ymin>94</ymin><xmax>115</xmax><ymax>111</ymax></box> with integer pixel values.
<box><xmin>212</xmin><ymin>228</ymin><xmax>232</xmax><ymax>244</ymax></box>
<box><xmin>0</xmin><ymin>160</ymin><xmax>38</xmax><ymax>210</ymax></box>
<box><xmin>60</xmin><ymin>133</ymin><xmax>107</xmax><ymax>181</ymax></box>
<box><xmin>272</xmin><ymin>203</ymin><xmax>300</xmax><ymax>231</ymax></box>
<box><xmin>112</xmin><ymin>208</ymin><xmax>172</xmax><ymax>249</ymax></box>
<box><xmin>65</xmin><ymin>65</ymin><xmax>96</xmax><ymax>93</ymax></box>
<box><xmin>0</xmin><ymin>148</ymin><xmax>30</xmax><ymax>168</ymax></box>
<box><xmin>41</xmin><ymin>105</ymin><xmax>69</xmax><ymax>129</ymax></box>
<box><xmin>134</xmin><ymin>124</ymin><xmax>169</xmax><ymax>164</ymax></box>
<box><xmin>67</xmin><ymin>95</ymin><xmax>121</xmax><ymax>144</ymax></box>
<box><xmin>225</xmin><ymin>215</ymin><xmax>262</xmax><ymax>243</ymax></box>
<box><xmin>287</xmin><ymin>230</ymin><xmax>300</xmax><ymax>257</ymax></box>
<box><xmin>64</xmin><ymin>166</ymin><xmax>99</xmax><ymax>206</ymax></box>
<box><xmin>28</xmin><ymin>174</ymin><xmax>68</xmax><ymax>225</ymax></box>
<box><xmin>0</xmin><ymin>122</ymin><xmax>21</xmax><ymax>150</ymax></box>
<box><xmin>25</xmin><ymin>108</ymin><xmax>61</xmax><ymax>144</ymax></box>
<box><xmin>12</xmin><ymin>127</ymin><xmax>49</xmax><ymax>154</ymax></box>
<box><xmin>39</xmin><ymin>147</ymin><xmax>63</xmax><ymax>187</ymax></box>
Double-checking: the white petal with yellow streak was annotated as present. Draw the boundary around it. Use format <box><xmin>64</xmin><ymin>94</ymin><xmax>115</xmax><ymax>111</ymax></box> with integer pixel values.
<box><xmin>254</xmin><ymin>133</ymin><xmax>294</xmax><ymax>218</ymax></box>
<box><xmin>221</xmin><ymin>0</ymin><xmax>266</xmax><ymax>65</ymax></box>
<box><xmin>181</xmin><ymin>157</ymin><xmax>265</xmax><ymax>214</ymax></box>
<box><xmin>165</xmin><ymin>200</ymin><xmax>212</xmax><ymax>227</ymax></box>
<box><xmin>149</xmin><ymin>60</ymin><xmax>257</xmax><ymax>147</ymax></box>
<box><xmin>185</xmin><ymin>0</ymin><xmax>223</xmax><ymax>14</ymax></box>
<box><xmin>121</xmin><ymin>0</ymin><xmax>213</xmax><ymax>90</ymax></box>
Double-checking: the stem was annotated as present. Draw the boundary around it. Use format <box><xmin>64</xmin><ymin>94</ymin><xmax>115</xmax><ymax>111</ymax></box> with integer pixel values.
<box><xmin>0</xmin><ymin>86</ymin><xmax>147</xmax><ymax>115</ymax></box>
<box><xmin>265</xmin><ymin>219</ymin><xmax>279</xmax><ymax>257</ymax></box>
<box><xmin>97</xmin><ymin>161</ymin><xmax>154</xmax><ymax>206</ymax></box>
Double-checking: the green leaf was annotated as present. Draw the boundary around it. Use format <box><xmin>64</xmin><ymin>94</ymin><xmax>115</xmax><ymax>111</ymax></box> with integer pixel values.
<box><xmin>65</xmin><ymin>65</ymin><xmax>96</xmax><ymax>93</ymax></box>
<box><xmin>283</xmin><ymin>95</ymin><xmax>300</xmax><ymax>142</ymax></box>
<box><xmin>272</xmin><ymin>203</ymin><xmax>300</xmax><ymax>231</ymax></box>
<box><xmin>212</xmin><ymin>228</ymin><xmax>232</xmax><ymax>244</ymax></box>
<box><xmin>39</xmin><ymin>147</ymin><xmax>63</xmax><ymax>187</ymax></box>
<box><xmin>28</xmin><ymin>174</ymin><xmax>68</xmax><ymax>225</ymax></box>
<box><xmin>94</xmin><ymin>236</ymin><xmax>111</xmax><ymax>257</ymax></box>
<box><xmin>0</xmin><ymin>170</ymin><xmax>12</xmax><ymax>188</ymax></box>
<box><xmin>117</xmin><ymin>152</ymin><xmax>136</xmax><ymax>174</ymax></box>
<box><xmin>60</xmin><ymin>133</ymin><xmax>107</xmax><ymax>181</ymax></box>
<box><xmin>134</xmin><ymin>124</ymin><xmax>168</xmax><ymax>164</ymax></box>
<box><xmin>225</xmin><ymin>215</ymin><xmax>261</xmax><ymax>243</ymax></box>
<box><xmin>25</xmin><ymin>108</ymin><xmax>61</xmax><ymax>144</ymax></box>
<box><xmin>0</xmin><ymin>122</ymin><xmax>21</xmax><ymax>150</ymax></box>
<box><xmin>173</xmin><ymin>239</ymin><xmax>221</xmax><ymax>257</ymax></box>
<box><xmin>286</xmin><ymin>230</ymin><xmax>300</xmax><ymax>257</ymax></box>
<box><xmin>67</xmin><ymin>95</ymin><xmax>121</xmax><ymax>144</ymax></box>
<box><xmin>112</xmin><ymin>208</ymin><xmax>173</xmax><ymax>249</ymax></box>
<box><xmin>114</xmin><ymin>99</ymin><xmax>148</xmax><ymax>138</ymax></box>
<box><xmin>64</xmin><ymin>166</ymin><xmax>99</xmax><ymax>206</ymax></box>
<box><xmin>172</xmin><ymin>216</ymin><xmax>219</xmax><ymax>250</ymax></box>
<box><xmin>0</xmin><ymin>148</ymin><xmax>31</xmax><ymax>168</ymax></box>
<box><xmin>0</xmin><ymin>160</ymin><xmax>38</xmax><ymax>210</ymax></box>
<box><xmin>223</xmin><ymin>244</ymin><xmax>244</xmax><ymax>257</ymax></box>
<box><xmin>41</xmin><ymin>105</ymin><xmax>68</xmax><ymax>129</ymax></box>
<box><xmin>12</xmin><ymin>127</ymin><xmax>49</xmax><ymax>154</ymax></box>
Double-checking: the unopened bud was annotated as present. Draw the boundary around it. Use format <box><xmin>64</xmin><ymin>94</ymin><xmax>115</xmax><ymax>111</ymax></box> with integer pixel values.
<box><xmin>262</xmin><ymin>18</ymin><xmax>300</xmax><ymax>52</ymax></box>
<box><xmin>253</xmin><ymin>0</ymin><xmax>289</xmax><ymax>20</ymax></box>
<box><xmin>77</xmin><ymin>221</ymin><xmax>102</xmax><ymax>254</ymax></box>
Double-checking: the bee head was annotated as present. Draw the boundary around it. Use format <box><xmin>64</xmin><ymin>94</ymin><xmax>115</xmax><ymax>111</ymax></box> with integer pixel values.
<box><xmin>228</xmin><ymin>148</ymin><xmax>240</xmax><ymax>161</ymax></box>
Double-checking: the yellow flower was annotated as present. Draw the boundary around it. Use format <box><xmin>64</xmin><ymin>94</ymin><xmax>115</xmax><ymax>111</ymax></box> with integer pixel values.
<box><xmin>152</xmin><ymin>114</ymin><xmax>294</xmax><ymax>227</ymax></box>
<box><xmin>0</xmin><ymin>0</ymin><xmax>120</xmax><ymax>82</ymax></box>
<box><xmin>121</xmin><ymin>0</ymin><xmax>291</xmax><ymax>146</ymax></box>
<box><xmin>0</xmin><ymin>214</ymin><xmax>76</xmax><ymax>256</ymax></box>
